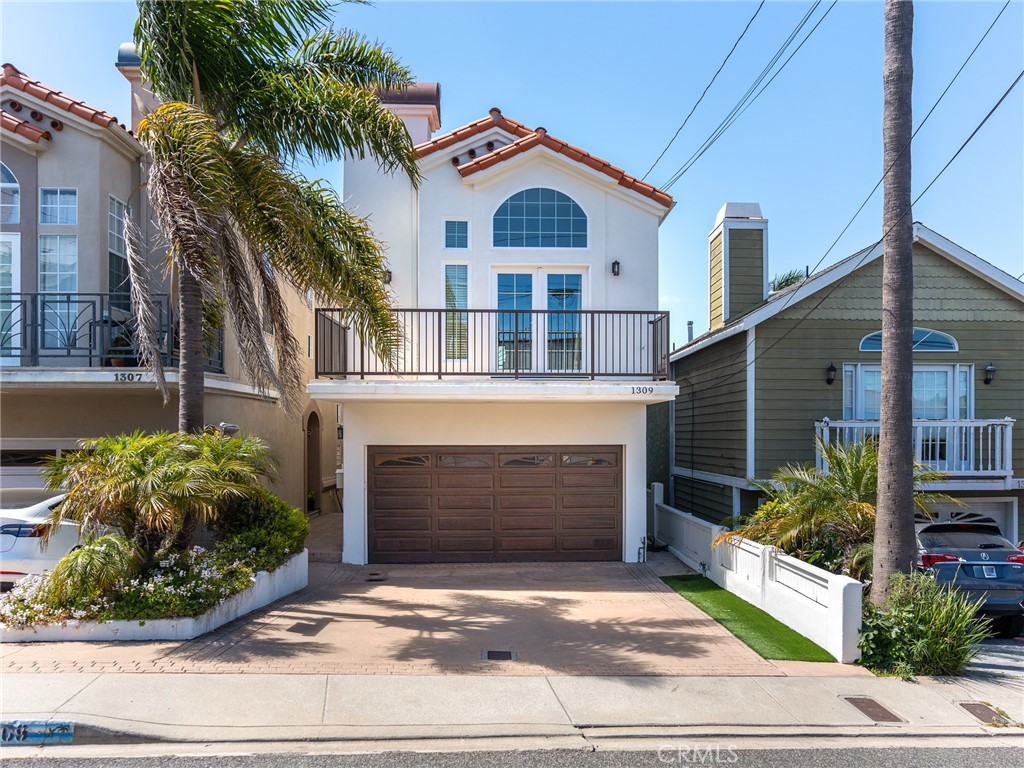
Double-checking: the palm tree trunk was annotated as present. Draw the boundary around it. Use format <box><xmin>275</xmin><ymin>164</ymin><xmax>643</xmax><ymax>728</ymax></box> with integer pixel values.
<box><xmin>872</xmin><ymin>0</ymin><xmax>915</xmax><ymax>604</ymax></box>
<box><xmin>177</xmin><ymin>262</ymin><xmax>205</xmax><ymax>433</ymax></box>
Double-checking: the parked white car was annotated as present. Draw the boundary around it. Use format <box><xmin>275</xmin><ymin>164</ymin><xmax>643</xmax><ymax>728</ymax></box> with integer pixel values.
<box><xmin>0</xmin><ymin>488</ymin><xmax>77</xmax><ymax>587</ymax></box>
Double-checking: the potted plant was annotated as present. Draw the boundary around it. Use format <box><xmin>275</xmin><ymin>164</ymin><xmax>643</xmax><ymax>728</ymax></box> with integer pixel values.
<box><xmin>307</xmin><ymin>490</ymin><xmax>318</xmax><ymax>513</ymax></box>
<box><xmin>108</xmin><ymin>331</ymin><xmax>136</xmax><ymax>367</ymax></box>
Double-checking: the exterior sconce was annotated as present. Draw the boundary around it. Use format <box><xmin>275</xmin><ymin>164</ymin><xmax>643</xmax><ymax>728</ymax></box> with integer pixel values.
<box><xmin>384</xmin><ymin>270</ymin><xmax>392</xmax><ymax>285</ymax></box>
<box><xmin>337</xmin><ymin>426</ymin><xmax>344</xmax><ymax>440</ymax></box>
<box><xmin>825</xmin><ymin>362</ymin><xmax>837</xmax><ymax>385</ymax></box>
<box><xmin>984</xmin><ymin>363</ymin><xmax>996</xmax><ymax>385</ymax></box>
<box><xmin>611</xmin><ymin>260</ymin><xmax>620</xmax><ymax>277</ymax></box>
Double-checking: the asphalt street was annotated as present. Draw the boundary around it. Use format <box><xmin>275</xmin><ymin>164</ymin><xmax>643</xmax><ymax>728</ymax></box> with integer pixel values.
<box><xmin>3</xmin><ymin>749</ymin><xmax>1023</xmax><ymax>768</ymax></box>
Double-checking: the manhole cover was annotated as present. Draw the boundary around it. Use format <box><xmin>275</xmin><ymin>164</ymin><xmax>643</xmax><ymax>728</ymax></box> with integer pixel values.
<box><xmin>843</xmin><ymin>696</ymin><xmax>903</xmax><ymax>723</ymax></box>
<box><xmin>960</xmin><ymin>701</ymin><xmax>1009</xmax><ymax>725</ymax></box>
<box><xmin>482</xmin><ymin>650</ymin><xmax>517</xmax><ymax>661</ymax></box>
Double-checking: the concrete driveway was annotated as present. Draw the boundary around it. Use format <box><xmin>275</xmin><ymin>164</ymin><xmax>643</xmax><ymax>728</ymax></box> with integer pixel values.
<box><xmin>1</xmin><ymin>558</ymin><xmax>859</xmax><ymax>677</ymax></box>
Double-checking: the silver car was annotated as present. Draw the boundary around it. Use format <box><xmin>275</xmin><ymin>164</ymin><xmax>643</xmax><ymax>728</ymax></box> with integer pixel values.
<box><xmin>0</xmin><ymin>488</ymin><xmax>76</xmax><ymax>587</ymax></box>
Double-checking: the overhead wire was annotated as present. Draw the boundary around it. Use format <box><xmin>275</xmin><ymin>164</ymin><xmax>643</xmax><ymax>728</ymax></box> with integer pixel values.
<box><xmin>661</xmin><ymin>1</ymin><xmax>834</xmax><ymax>191</ymax></box>
<box><xmin>641</xmin><ymin>0</ymin><xmax>766</xmax><ymax>182</ymax></box>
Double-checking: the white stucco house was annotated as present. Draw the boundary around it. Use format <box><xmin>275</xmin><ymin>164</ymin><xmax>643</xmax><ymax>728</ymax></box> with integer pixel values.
<box><xmin>310</xmin><ymin>85</ymin><xmax>678</xmax><ymax>564</ymax></box>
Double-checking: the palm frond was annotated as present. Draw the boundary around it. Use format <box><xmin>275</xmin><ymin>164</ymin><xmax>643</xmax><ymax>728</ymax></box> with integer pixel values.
<box><xmin>44</xmin><ymin>534</ymin><xmax>143</xmax><ymax>603</ymax></box>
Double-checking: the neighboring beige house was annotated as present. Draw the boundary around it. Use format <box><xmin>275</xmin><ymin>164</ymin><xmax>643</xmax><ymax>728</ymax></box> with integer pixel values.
<box><xmin>0</xmin><ymin>58</ymin><xmax>338</xmax><ymax>510</ymax></box>
<box><xmin>669</xmin><ymin>203</ymin><xmax>1024</xmax><ymax>543</ymax></box>
<box><xmin>310</xmin><ymin>88</ymin><xmax>678</xmax><ymax>564</ymax></box>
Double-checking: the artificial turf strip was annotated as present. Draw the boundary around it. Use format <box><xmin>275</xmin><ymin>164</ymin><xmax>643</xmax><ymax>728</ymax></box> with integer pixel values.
<box><xmin>662</xmin><ymin>575</ymin><xmax>836</xmax><ymax>663</ymax></box>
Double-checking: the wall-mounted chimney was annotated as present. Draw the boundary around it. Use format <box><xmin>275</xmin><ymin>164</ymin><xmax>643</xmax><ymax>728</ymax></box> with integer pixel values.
<box><xmin>377</xmin><ymin>83</ymin><xmax>442</xmax><ymax>145</ymax></box>
<box><xmin>114</xmin><ymin>43</ymin><xmax>159</xmax><ymax>134</ymax></box>
<box><xmin>708</xmin><ymin>202</ymin><xmax>768</xmax><ymax>330</ymax></box>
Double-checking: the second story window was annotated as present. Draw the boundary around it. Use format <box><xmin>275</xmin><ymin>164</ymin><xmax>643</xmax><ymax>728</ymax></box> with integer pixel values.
<box><xmin>1</xmin><ymin>163</ymin><xmax>19</xmax><ymax>224</ymax></box>
<box><xmin>108</xmin><ymin>197</ymin><xmax>130</xmax><ymax>312</ymax></box>
<box><xmin>493</xmin><ymin>188</ymin><xmax>587</xmax><ymax>248</ymax></box>
<box><xmin>445</xmin><ymin>220</ymin><xmax>468</xmax><ymax>249</ymax></box>
<box><xmin>444</xmin><ymin>264</ymin><xmax>468</xmax><ymax>360</ymax></box>
<box><xmin>40</xmin><ymin>188</ymin><xmax>77</xmax><ymax>225</ymax></box>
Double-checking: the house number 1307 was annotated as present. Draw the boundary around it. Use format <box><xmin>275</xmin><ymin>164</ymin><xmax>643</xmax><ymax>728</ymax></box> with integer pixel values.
<box><xmin>113</xmin><ymin>373</ymin><xmax>143</xmax><ymax>382</ymax></box>
<box><xmin>631</xmin><ymin>386</ymin><xmax>654</xmax><ymax>395</ymax></box>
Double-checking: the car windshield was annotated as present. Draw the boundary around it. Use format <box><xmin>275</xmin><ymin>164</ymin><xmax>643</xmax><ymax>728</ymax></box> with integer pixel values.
<box><xmin>0</xmin><ymin>488</ymin><xmax>61</xmax><ymax>509</ymax></box>
<box><xmin>919</xmin><ymin>530</ymin><xmax>1014</xmax><ymax>549</ymax></box>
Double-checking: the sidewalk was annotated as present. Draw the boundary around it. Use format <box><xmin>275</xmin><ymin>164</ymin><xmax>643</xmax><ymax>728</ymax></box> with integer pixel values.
<box><xmin>2</xmin><ymin>669</ymin><xmax>1021</xmax><ymax>750</ymax></box>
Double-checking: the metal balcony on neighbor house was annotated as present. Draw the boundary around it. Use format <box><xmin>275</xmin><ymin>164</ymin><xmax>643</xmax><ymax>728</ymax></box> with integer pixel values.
<box><xmin>815</xmin><ymin>417</ymin><xmax>1015</xmax><ymax>479</ymax></box>
<box><xmin>0</xmin><ymin>292</ymin><xmax>224</xmax><ymax>373</ymax></box>
<box><xmin>315</xmin><ymin>308</ymin><xmax>670</xmax><ymax>380</ymax></box>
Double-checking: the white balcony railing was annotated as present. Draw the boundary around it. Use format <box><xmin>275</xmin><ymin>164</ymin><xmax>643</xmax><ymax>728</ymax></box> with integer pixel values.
<box><xmin>815</xmin><ymin>417</ymin><xmax>1015</xmax><ymax>478</ymax></box>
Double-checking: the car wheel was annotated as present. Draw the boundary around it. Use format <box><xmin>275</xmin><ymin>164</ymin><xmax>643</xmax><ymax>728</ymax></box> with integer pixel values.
<box><xmin>993</xmin><ymin>615</ymin><xmax>1024</xmax><ymax>639</ymax></box>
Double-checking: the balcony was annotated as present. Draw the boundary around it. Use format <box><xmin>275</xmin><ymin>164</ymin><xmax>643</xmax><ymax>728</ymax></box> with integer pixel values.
<box><xmin>815</xmin><ymin>417</ymin><xmax>1015</xmax><ymax>480</ymax></box>
<box><xmin>0</xmin><ymin>292</ymin><xmax>224</xmax><ymax>373</ymax></box>
<box><xmin>315</xmin><ymin>308</ymin><xmax>670</xmax><ymax>380</ymax></box>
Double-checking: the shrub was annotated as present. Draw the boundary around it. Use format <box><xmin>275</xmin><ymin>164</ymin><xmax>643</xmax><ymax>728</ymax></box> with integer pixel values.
<box><xmin>212</xmin><ymin>490</ymin><xmax>309</xmax><ymax>573</ymax></box>
<box><xmin>858</xmin><ymin>572</ymin><xmax>989</xmax><ymax>677</ymax></box>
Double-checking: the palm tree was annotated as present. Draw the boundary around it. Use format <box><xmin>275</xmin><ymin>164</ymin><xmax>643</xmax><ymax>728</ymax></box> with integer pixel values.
<box><xmin>718</xmin><ymin>439</ymin><xmax>954</xmax><ymax>582</ymax></box>
<box><xmin>127</xmin><ymin>0</ymin><xmax>420</xmax><ymax>432</ymax></box>
<box><xmin>873</xmin><ymin>0</ymin><xmax>915</xmax><ymax>603</ymax></box>
<box><xmin>769</xmin><ymin>268</ymin><xmax>805</xmax><ymax>292</ymax></box>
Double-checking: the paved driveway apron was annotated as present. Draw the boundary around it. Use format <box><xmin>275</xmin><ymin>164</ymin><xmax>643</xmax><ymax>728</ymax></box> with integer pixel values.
<box><xmin>3</xmin><ymin>563</ymin><xmax>791</xmax><ymax>676</ymax></box>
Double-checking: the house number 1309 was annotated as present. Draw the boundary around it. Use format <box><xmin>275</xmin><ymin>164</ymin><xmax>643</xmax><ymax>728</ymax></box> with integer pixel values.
<box><xmin>631</xmin><ymin>386</ymin><xmax>655</xmax><ymax>395</ymax></box>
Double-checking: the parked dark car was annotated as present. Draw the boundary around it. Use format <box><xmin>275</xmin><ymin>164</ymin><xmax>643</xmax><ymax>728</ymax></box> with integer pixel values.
<box><xmin>931</xmin><ymin>561</ymin><xmax>1024</xmax><ymax>639</ymax></box>
<box><xmin>916</xmin><ymin>522</ymin><xmax>1024</xmax><ymax>568</ymax></box>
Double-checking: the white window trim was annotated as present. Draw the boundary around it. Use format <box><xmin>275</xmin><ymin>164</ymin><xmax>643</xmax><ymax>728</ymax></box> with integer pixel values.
<box><xmin>37</xmin><ymin>234</ymin><xmax>79</xmax><ymax>293</ymax></box>
<box><xmin>489</xmin><ymin>186</ymin><xmax>590</xmax><ymax>251</ymax></box>
<box><xmin>858</xmin><ymin>327</ymin><xmax>960</xmax><ymax>353</ymax></box>
<box><xmin>842</xmin><ymin>362</ymin><xmax>974</xmax><ymax>420</ymax></box>
<box><xmin>39</xmin><ymin>187</ymin><xmax>79</xmax><ymax>226</ymax></box>
<box><xmin>443</xmin><ymin>219</ymin><xmax>471</xmax><ymax>250</ymax></box>
<box><xmin>108</xmin><ymin>195</ymin><xmax>127</xmax><ymax>257</ymax></box>
<box><xmin>0</xmin><ymin>162</ymin><xmax>20</xmax><ymax>225</ymax></box>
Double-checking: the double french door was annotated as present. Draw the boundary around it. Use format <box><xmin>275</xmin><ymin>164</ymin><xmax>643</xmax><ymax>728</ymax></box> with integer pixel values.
<box><xmin>495</xmin><ymin>269</ymin><xmax>584</xmax><ymax>374</ymax></box>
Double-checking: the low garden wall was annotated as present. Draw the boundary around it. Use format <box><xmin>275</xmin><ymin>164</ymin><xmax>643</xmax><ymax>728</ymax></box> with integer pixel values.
<box><xmin>0</xmin><ymin>549</ymin><xmax>308</xmax><ymax>643</ymax></box>
<box><xmin>649</xmin><ymin>484</ymin><xmax>863</xmax><ymax>663</ymax></box>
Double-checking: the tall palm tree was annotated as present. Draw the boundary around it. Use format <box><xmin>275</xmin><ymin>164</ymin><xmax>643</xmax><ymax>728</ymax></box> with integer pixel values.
<box><xmin>127</xmin><ymin>0</ymin><xmax>420</xmax><ymax>432</ymax></box>
<box><xmin>873</xmin><ymin>0</ymin><xmax>915</xmax><ymax>603</ymax></box>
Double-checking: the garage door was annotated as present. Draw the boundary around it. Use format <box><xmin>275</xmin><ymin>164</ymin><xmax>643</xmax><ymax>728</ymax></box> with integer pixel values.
<box><xmin>368</xmin><ymin>445</ymin><xmax>622</xmax><ymax>563</ymax></box>
<box><xmin>921</xmin><ymin>500</ymin><xmax>1017</xmax><ymax>543</ymax></box>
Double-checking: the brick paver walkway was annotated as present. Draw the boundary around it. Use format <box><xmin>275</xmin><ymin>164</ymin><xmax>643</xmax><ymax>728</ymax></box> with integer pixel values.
<box><xmin>0</xmin><ymin>560</ymin><xmax>832</xmax><ymax>677</ymax></box>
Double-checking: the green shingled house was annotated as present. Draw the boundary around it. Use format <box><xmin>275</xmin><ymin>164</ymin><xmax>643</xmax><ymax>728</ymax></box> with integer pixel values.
<box><xmin>668</xmin><ymin>203</ymin><xmax>1024</xmax><ymax>544</ymax></box>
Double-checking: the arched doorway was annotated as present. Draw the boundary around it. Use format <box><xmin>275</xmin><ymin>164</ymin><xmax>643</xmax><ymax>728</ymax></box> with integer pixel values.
<box><xmin>305</xmin><ymin>411</ymin><xmax>321</xmax><ymax>513</ymax></box>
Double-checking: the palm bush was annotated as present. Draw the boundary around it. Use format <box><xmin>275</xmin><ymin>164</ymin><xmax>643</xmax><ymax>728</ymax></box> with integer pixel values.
<box><xmin>718</xmin><ymin>438</ymin><xmax>955</xmax><ymax>580</ymax></box>
<box><xmin>43</xmin><ymin>431</ymin><xmax>276</xmax><ymax>579</ymax></box>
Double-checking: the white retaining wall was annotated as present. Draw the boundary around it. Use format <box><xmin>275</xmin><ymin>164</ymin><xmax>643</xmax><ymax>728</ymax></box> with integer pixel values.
<box><xmin>650</xmin><ymin>484</ymin><xmax>863</xmax><ymax>663</ymax></box>
<box><xmin>0</xmin><ymin>550</ymin><xmax>309</xmax><ymax>643</ymax></box>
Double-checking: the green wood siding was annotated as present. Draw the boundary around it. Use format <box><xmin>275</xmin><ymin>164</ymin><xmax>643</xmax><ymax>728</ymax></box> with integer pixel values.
<box><xmin>727</xmin><ymin>228</ymin><xmax>765</xmax><ymax>321</ymax></box>
<box><xmin>709</xmin><ymin>232</ymin><xmax>724</xmax><ymax>329</ymax></box>
<box><xmin>672</xmin><ymin>477</ymin><xmax>733</xmax><ymax>524</ymax></box>
<box><xmin>673</xmin><ymin>331</ymin><xmax>747</xmax><ymax>476</ymax></box>
<box><xmin>754</xmin><ymin>243</ymin><xmax>1024</xmax><ymax>477</ymax></box>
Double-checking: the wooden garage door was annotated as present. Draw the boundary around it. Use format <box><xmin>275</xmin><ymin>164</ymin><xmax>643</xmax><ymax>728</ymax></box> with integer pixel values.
<box><xmin>368</xmin><ymin>445</ymin><xmax>622</xmax><ymax>563</ymax></box>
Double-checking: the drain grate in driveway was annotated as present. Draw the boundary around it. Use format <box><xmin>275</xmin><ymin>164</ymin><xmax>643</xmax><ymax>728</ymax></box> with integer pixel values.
<box><xmin>366</xmin><ymin>572</ymin><xmax>387</xmax><ymax>583</ymax></box>
<box><xmin>482</xmin><ymin>650</ymin><xmax>517</xmax><ymax>662</ymax></box>
<box><xmin>843</xmin><ymin>696</ymin><xmax>903</xmax><ymax>723</ymax></box>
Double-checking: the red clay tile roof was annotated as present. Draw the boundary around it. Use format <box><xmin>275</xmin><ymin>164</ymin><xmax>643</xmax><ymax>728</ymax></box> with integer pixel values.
<box><xmin>1</xmin><ymin>63</ymin><xmax>126</xmax><ymax>132</ymax></box>
<box><xmin>0</xmin><ymin>110</ymin><xmax>51</xmax><ymax>143</ymax></box>
<box><xmin>414</xmin><ymin>107</ymin><xmax>534</xmax><ymax>158</ymax></box>
<box><xmin>453</xmin><ymin>123</ymin><xmax>673</xmax><ymax>209</ymax></box>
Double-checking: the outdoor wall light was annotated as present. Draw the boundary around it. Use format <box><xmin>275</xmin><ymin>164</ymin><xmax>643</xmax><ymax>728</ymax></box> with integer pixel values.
<box><xmin>611</xmin><ymin>260</ymin><xmax>621</xmax><ymax>277</ymax></box>
<box><xmin>384</xmin><ymin>270</ymin><xmax>392</xmax><ymax>285</ymax></box>
<box><xmin>825</xmin><ymin>362</ymin><xmax>837</xmax><ymax>385</ymax></box>
<box><xmin>984</xmin><ymin>363</ymin><xmax>997</xmax><ymax>385</ymax></box>
<box><xmin>337</xmin><ymin>425</ymin><xmax>344</xmax><ymax>440</ymax></box>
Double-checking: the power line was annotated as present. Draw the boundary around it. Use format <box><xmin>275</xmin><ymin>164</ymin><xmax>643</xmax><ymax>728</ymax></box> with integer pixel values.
<box><xmin>661</xmin><ymin>1</ymin><xmax>835</xmax><ymax>191</ymax></box>
<box><xmin>641</xmin><ymin>0</ymin><xmax>766</xmax><ymax>182</ymax></box>
<box><xmin>686</xmin><ymin>66</ymin><xmax>1024</xmax><ymax>396</ymax></box>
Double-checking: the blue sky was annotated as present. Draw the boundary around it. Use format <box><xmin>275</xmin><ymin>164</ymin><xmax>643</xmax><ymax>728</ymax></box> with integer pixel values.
<box><xmin>3</xmin><ymin>1</ymin><xmax>1021</xmax><ymax>347</ymax></box>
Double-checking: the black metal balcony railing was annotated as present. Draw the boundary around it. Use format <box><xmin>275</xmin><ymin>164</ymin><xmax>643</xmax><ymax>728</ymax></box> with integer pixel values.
<box><xmin>0</xmin><ymin>292</ymin><xmax>224</xmax><ymax>373</ymax></box>
<box><xmin>316</xmin><ymin>308</ymin><xmax>670</xmax><ymax>380</ymax></box>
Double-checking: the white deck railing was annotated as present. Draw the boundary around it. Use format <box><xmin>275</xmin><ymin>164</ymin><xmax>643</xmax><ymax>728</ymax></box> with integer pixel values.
<box><xmin>815</xmin><ymin>417</ymin><xmax>1014</xmax><ymax>478</ymax></box>
<box><xmin>649</xmin><ymin>483</ymin><xmax>863</xmax><ymax>663</ymax></box>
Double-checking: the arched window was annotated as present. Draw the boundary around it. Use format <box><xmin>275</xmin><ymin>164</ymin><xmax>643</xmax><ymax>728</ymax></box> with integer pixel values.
<box><xmin>859</xmin><ymin>327</ymin><xmax>959</xmax><ymax>352</ymax></box>
<box><xmin>1</xmin><ymin>163</ymin><xmax>19</xmax><ymax>224</ymax></box>
<box><xmin>493</xmin><ymin>188</ymin><xmax>586</xmax><ymax>248</ymax></box>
